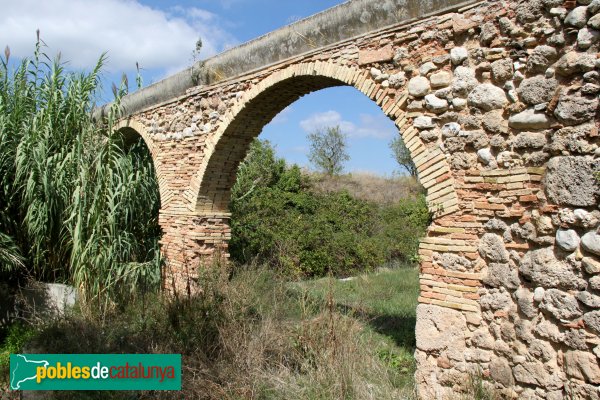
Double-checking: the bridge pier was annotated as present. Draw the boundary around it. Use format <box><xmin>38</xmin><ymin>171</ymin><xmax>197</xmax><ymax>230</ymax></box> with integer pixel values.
<box><xmin>159</xmin><ymin>211</ymin><xmax>230</xmax><ymax>296</ymax></box>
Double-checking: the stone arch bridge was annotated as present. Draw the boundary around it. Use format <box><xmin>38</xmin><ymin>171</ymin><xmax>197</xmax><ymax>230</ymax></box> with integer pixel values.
<box><xmin>97</xmin><ymin>0</ymin><xmax>600</xmax><ymax>398</ymax></box>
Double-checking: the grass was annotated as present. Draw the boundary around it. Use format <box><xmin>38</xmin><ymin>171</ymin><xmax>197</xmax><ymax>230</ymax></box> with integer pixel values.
<box><xmin>295</xmin><ymin>266</ymin><xmax>419</xmax><ymax>381</ymax></box>
<box><xmin>0</xmin><ymin>264</ymin><xmax>420</xmax><ymax>399</ymax></box>
<box><xmin>310</xmin><ymin>172</ymin><xmax>423</xmax><ymax>205</ymax></box>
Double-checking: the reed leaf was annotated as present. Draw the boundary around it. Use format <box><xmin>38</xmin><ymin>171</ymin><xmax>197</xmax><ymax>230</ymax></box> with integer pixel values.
<box><xmin>0</xmin><ymin>38</ymin><xmax>161</xmax><ymax>305</ymax></box>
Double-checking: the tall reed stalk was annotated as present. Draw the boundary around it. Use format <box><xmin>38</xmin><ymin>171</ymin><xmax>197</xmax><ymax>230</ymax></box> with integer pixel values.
<box><xmin>0</xmin><ymin>37</ymin><xmax>161</xmax><ymax>306</ymax></box>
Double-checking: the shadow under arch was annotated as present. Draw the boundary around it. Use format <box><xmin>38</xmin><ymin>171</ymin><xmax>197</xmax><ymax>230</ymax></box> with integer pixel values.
<box><xmin>190</xmin><ymin>62</ymin><xmax>459</xmax><ymax>217</ymax></box>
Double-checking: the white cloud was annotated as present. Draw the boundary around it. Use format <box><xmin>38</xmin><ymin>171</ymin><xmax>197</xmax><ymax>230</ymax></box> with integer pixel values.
<box><xmin>353</xmin><ymin>113</ymin><xmax>396</xmax><ymax>139</ymax></box>
<box><xmin>299</xmin><ymin>110</ymin><xmax>395</xmax><ymax>139</ymax></box>
<box><xmin>0</xmin><ymin>0</ymin><xmax>237</xmax><ymax>73</ymax></box>
<box><xmin>299</xmin><ymin>110</ymin><xmax>353</xmax><ymax>133</ymax></box>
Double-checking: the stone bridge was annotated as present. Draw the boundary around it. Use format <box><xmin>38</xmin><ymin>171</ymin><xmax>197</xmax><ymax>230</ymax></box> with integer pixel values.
<box><xmin>97</xmin><ymin>0</ymin><xmax>600</xmax><ymax>398</ymax></box>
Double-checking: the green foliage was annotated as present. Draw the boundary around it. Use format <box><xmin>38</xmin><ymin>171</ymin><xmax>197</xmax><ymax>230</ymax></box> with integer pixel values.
<box><xmin>0</xmin><ymin>322</ymin><xmax>36</xmax><ymax>376</ymax></box>
<box><xmin>377</xmin><ymin>349</ymin><xmax>413</xmax><ymax>375</ymax></box>
<box><xmin>231</xmin><ymin>139</ymin><xmax>297</xmax><ymax>201</ymax></box>
<box><xmin>231</xmin><ymin>139</ymin><xmax>429</xmax><ymax>277</ymax></box>
<box><xmin>0</xmin><ymin>232</ymin><xmax>24</xmax><ymax>272</ymax></box>
<box><xmin>307</xmin><ymin>125</ymin><xmax>350</xmax><ymax>176</ymax></box>
<box><xmin>0</xmin><ymin>40</ymin><xmax>161</xmax><ymax>304</ymax></box>
<box><xmin>377</xmin><ymin>195</ymin><xmax>430</xmax><ymax>263</ymax></box>
<box><xmin>389</xmin><ymin>135</ymin><xmax>417</xmax><ymax>177</ymax></box>
<box><xmin>232</xmin><ymin>186</ymin><xmax>382</xmax><ymax>277</ymax></box>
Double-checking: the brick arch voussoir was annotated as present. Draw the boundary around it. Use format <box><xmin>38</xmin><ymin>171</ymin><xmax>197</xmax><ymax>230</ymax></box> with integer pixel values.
<box><xmin>114</xmin><ymin>118</ymin><xmax>172</xmax><ymax>208</ymax></box>
<box><xmin>190</xmin><ymin>61</ymin><xmax>459</xmax><ymax>217</ymax></box>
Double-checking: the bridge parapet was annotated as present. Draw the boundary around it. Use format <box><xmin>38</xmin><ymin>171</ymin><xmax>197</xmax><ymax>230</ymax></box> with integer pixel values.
<box><xmin>95</xmin><ymin>0</ymin><xmax>479</xmax><ymax>121</ymax></box>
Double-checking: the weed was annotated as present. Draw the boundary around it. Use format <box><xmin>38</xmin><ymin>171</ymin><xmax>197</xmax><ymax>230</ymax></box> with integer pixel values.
<box><xmin>0</xmin><ymin>322</ymin><xmax>36</xmax><ymax>385</ymax></box>
<box><xmin>2</xmin><ymin>266</ymin><xmax>420</xmax><ymax>399</ymax></box>
<box><xmin>0</xmin><ymin>39</ymin><xmax>161</xmax><ymax>309</ymax></box>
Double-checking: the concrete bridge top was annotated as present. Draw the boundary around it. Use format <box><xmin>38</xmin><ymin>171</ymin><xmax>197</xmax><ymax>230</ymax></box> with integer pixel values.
<box><xmin>96</xmin><ymin>0</ymin><xmax>478</xmax><ymax>119</ymax></box>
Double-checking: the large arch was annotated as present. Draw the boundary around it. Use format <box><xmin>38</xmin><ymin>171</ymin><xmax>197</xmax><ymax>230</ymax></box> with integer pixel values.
<box><xmin>189</xmin><ymin>62</ymin><xmax>459</xmax><ymax>217</ymax></box>
<box><xmin>181</xmin><ymin>61</ymin><xmax>468</xmax><ymax>398</ymax></box>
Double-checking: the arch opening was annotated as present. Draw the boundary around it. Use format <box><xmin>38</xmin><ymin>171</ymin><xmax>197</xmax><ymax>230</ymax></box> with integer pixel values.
<box><xmin>191</xmin><ymin>65</ymin><xmax>436</xmax><ymax>396</ymax></box>
<box><xmin>196</xmin><ymin>76</ymin><xmax>347</xmax><ymax>213</ymax></box>
<box><xmin>115</xmin><ymin>121</ymin><xmax>165</xmax><ymax>210</ymax></box>
<box><xmin>111</xmin><ymin>125</ymin><xmax>163</xmax><ymax>278</ymax></box>
<box><xmin>193</xmin><ymin>64</ymin><xmax>458</xmax><ymax>217</ymax></box>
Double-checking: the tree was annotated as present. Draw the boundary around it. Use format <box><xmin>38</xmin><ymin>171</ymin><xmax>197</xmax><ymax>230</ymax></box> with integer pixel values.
<box><xmin>389</xmin><ymin>135</ymin><xmax>417</xmax><ymax>178</ymax></box>
<box><xmin>231</xmin><ymin>139</ymin><xmax>287</xmax><ymax>202</ymax></box>
<box><xmin>307</xmin><ymin>125</ymin><xmax>350</xmax><ymax>176</ymax></box>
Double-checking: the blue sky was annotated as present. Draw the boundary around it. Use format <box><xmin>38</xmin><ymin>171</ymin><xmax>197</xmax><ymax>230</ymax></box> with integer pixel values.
<box><xmin>0</xmin><ymin>0</ymin><xmax>400</xmax><ymax>175</ymax></box>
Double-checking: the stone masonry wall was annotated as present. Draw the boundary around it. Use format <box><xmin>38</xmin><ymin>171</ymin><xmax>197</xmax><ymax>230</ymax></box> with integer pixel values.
<box><xmin>116</xmin><ymin>0</ymin><xmax>600</xmax><ymax>398</ymax></box>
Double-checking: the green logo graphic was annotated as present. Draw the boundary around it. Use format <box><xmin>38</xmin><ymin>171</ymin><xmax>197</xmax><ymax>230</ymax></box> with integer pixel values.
<box><xmin>10</xmin><ymin>354</ymin><xmax>181</xmax><ymax>391</ymax></box>
<box><xmin>10</xmin><ymin>355</ymin><xmax>49</xmax><ymax>390</ymax></box>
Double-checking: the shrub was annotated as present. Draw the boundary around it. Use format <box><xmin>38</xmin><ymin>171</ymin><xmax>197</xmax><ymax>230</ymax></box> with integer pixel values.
<box><xmin>230</xmin><ymin>139</ymin><xmax>429</xmax><ymax>277</ymax></box>
<box><xmin>0</xmin><ymin>322</ymin><xmax>35</xmax><ymax>385</ymax></box>
<box><xmin>232</xmin><ymin>182</ymin><xmax>384</xmax><ymax>277</ymax></box>
<box><xmin>377</xmin><ymin>195</ymin><xmax>430</xmax><ymax>263</ymax></box>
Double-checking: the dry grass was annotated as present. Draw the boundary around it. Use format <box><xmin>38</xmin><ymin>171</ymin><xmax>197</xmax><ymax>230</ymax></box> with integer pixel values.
<box><xmin>5</xmin><ymin>266</ymin><xmax>416</xmax><ymax>400</ymax></box>
<box><xmin>309</xmin><ymin>172</ymin><xmax>423</xmax><ymax>205</ymax></box>
<box><xmin>1</xmin><ymin>267</ymin><xmax>505</xmax><ymax>400</ymax></box>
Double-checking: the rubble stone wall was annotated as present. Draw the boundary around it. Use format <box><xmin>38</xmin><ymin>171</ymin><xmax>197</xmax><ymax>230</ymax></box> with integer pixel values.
<box><xmin>115</xmin><ymin>0</ymin><xmax>600</xmax><ymax>398</ymax></box>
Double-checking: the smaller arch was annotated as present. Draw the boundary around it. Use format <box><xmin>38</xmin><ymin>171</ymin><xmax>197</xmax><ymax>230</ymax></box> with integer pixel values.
<box><xmin>115</xmin><ymin>126</ymin><xmax>149</xmax><ymax>152</ymax></box>
<box><xmin>114</xmin><ymin>119</ymin><xmax>170</xmax><ymax>209</ymax></box>
<box><xmin>114</xmin><ymin>119</ymin><xmax>157</xmax><ymax>158</ymax></box>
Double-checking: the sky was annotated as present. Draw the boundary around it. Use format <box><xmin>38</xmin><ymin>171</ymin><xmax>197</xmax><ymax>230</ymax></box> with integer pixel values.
<box><xmin>0</xmin><ymin>0</ymin><xmax>400</xmax><ymax>175</ymax></box>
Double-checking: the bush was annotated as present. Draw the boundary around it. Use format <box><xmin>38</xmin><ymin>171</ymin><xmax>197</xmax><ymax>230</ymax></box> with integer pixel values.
<box><xmin>232</xmin><ymin>188</ymin><xmax>384</xmax><ymax>277</ymax></box>
<box><xmin>377</xmin><ymin>195</ymin><xmax>430</xmax><ymax>263</ymax></box>
<box><xmin>230</xmin><ymin>139</ymin><xmax>429</xmax><ymax>277</ymax></box>
<box><xmin>0</xmin><ymin>322</ymin><xmax>35</xmax><ymax>385</ymax></box>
